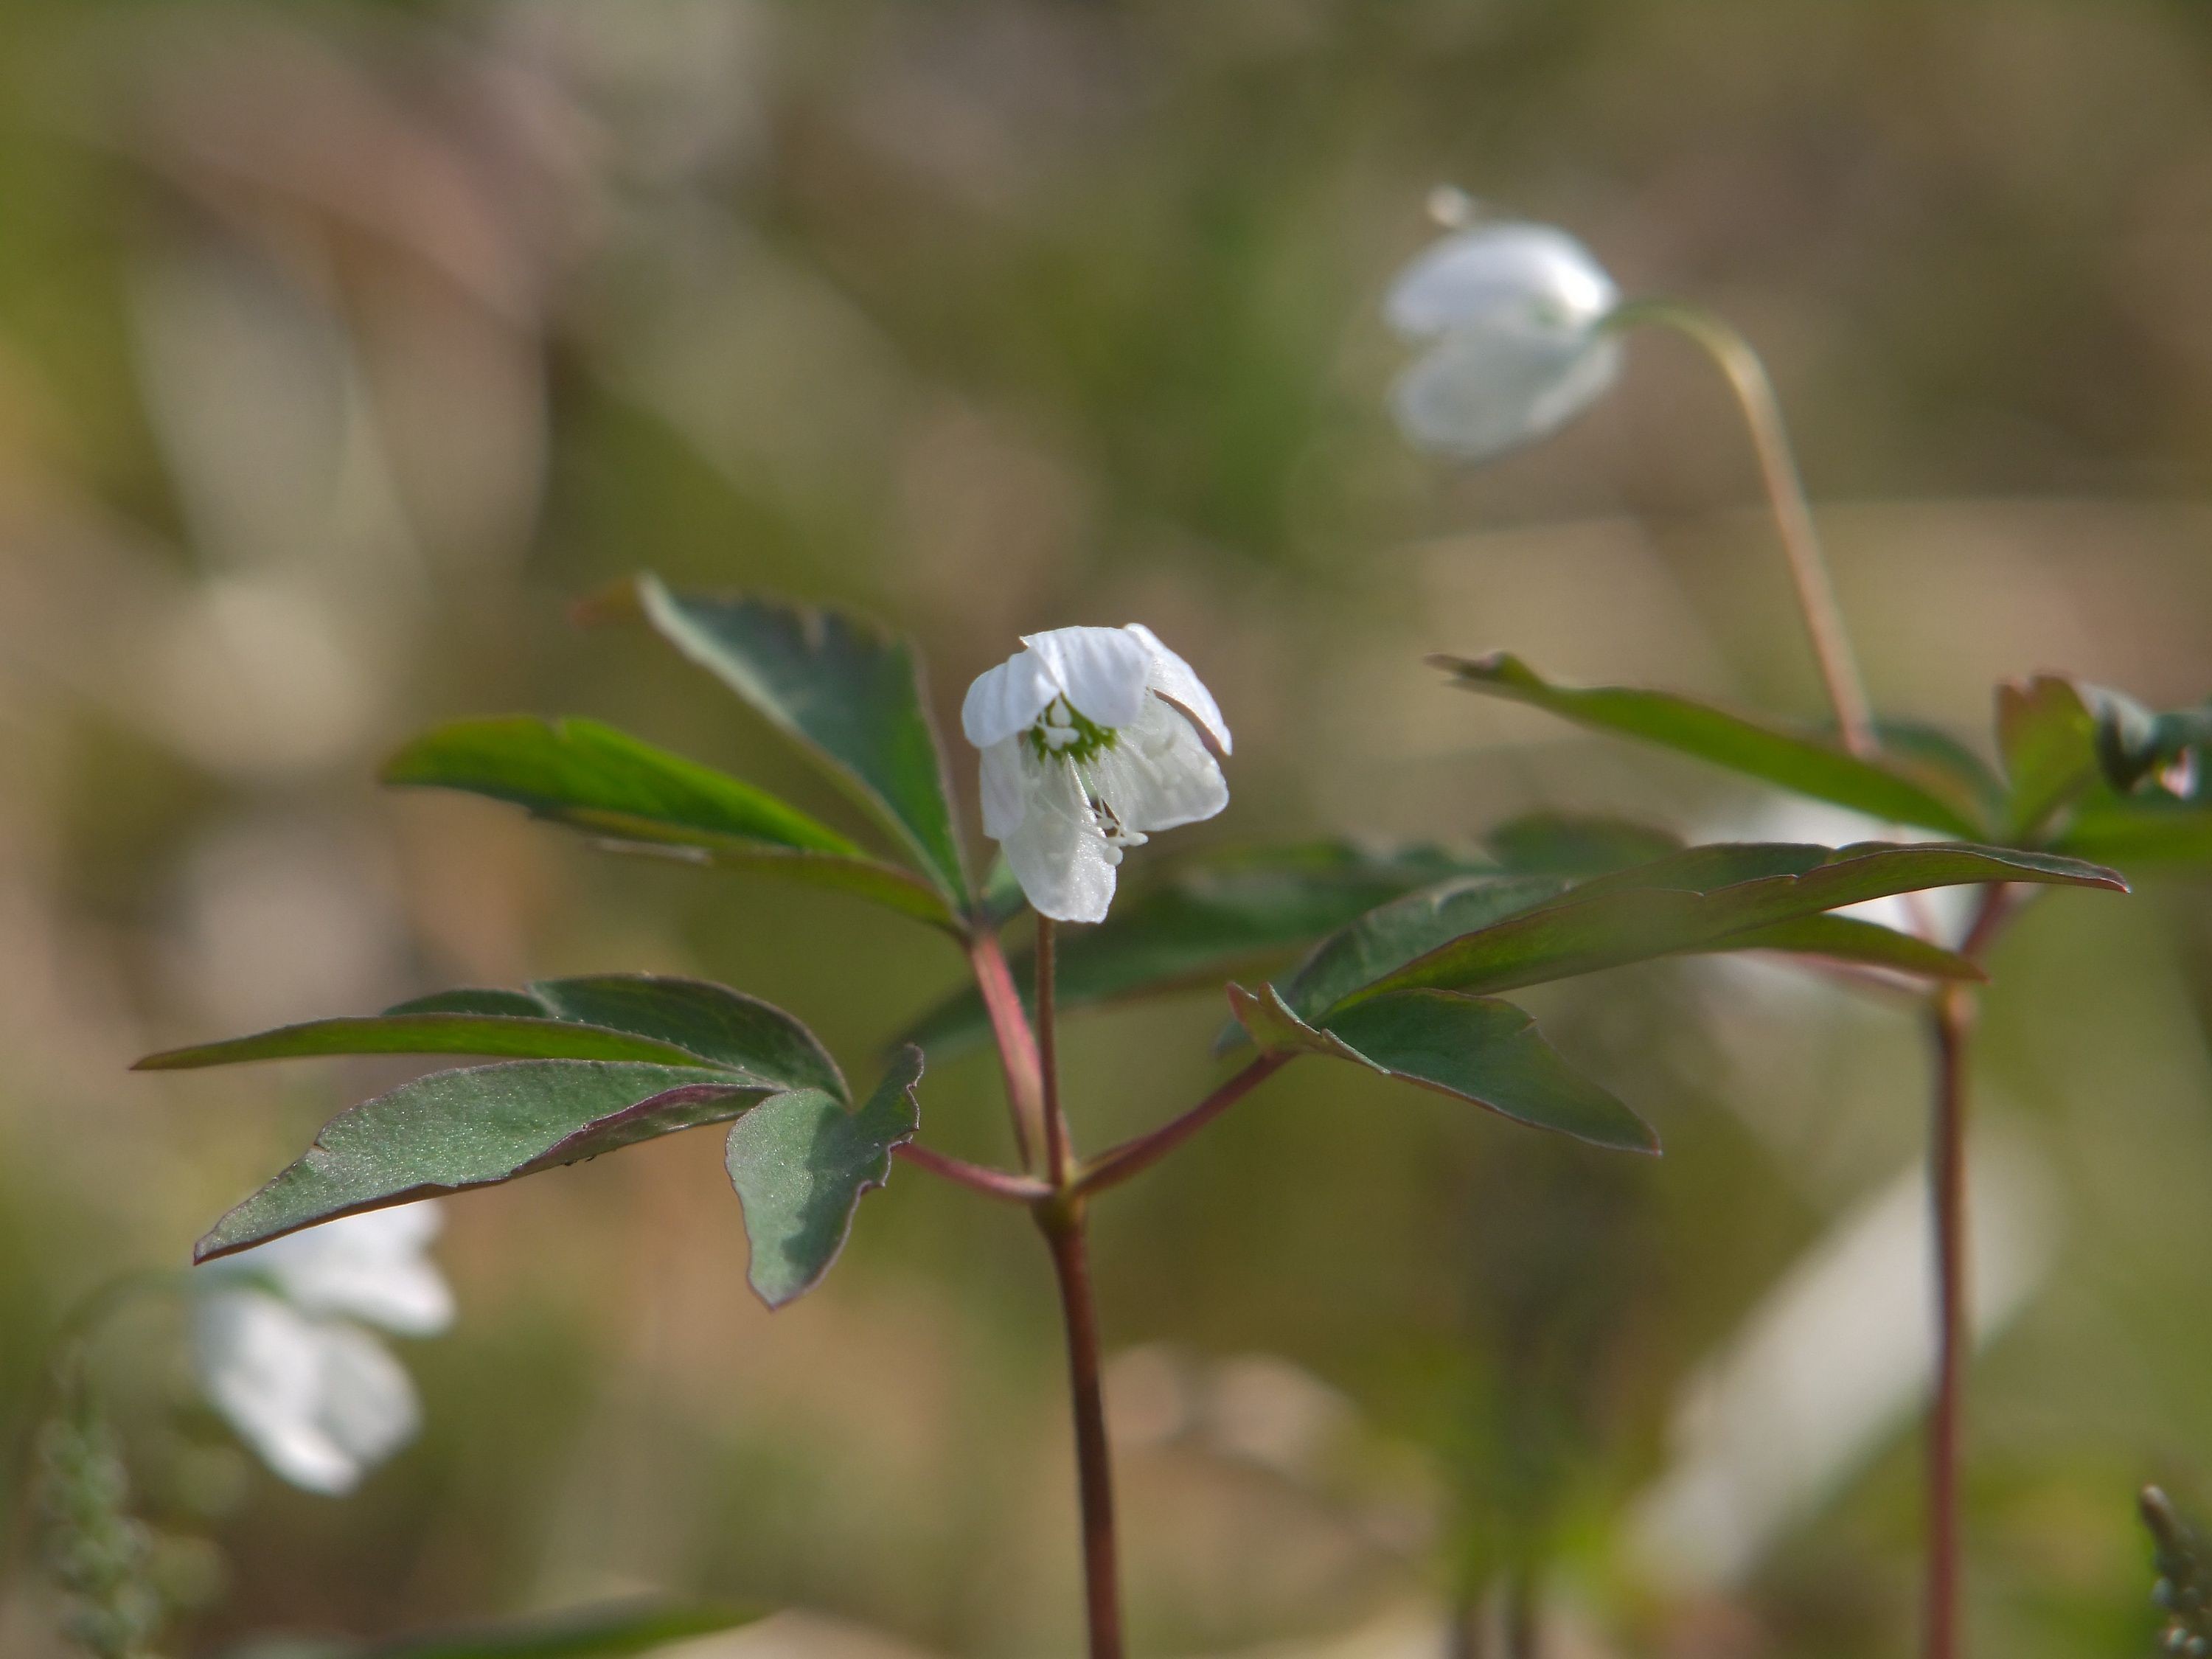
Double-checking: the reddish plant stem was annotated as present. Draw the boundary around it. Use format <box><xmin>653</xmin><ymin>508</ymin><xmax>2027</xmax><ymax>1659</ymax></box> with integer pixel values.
<box><xmin>1040</xmin><ymin>1200</ymin><xmax>1123</xmax><ymax>1659</ymax></box>
<box><xmin>891</xmin><ymin>1141</ymin><xmax>1051</xmax><ymax>1204</ymax></box>
<box><xmin>1074</xmin><ymin>1053</ymin><xmax>1290</xmax><ymax>1197</ymax></box>
<box><xmin>1037</xmin><ymin>918</ymin><xmax>1074</xmax><ymax>1185</ymax></box>
<box><xmin>1925</xmin><ymin>984</ymin><xmax>1973</xmax><ymax>1659</ymax></box>
<box><xmin>969</xmin><ymin>928</ymin><xmax>1045</xmax><ymax>1170</ymax></box>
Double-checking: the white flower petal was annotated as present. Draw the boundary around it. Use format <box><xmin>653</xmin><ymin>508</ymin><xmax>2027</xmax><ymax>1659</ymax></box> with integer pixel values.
<box><xmin>1001</xmin><ymin>755</ymin><xmax>1119</xmax><ymax>922</ymax></box>
<box><xmin>1091</xmin><ymin>698</ymin><xmax>1228</xmax><ymax>833</ymax></box>
<box><xmin>191</xmin><ymin>1291</ymin><xmax>420</xmax><ymax>1495</ymax></box>
<box><xmin>204</xmin><ymin>1203</ymin><xmax>454</xmax><ymax>1337</ymax></box>
<box><xmin>961</xmin><ymin>647</ymin><xmax>1060</xmax><ymax>748</ymax></box>
<box><xmin>1019</xmin><ymin>627</ymin><xmax>1152</xmax><ymax>730</ymax></box>
<box><xmin>1384</xmin><ymin>221</ymin><xmax>1618</xmax><ymax>339</ymax></box>
<box><xmin>1390</xmin><ymin>325</ymin><xmax>1621</xmax><ymax>462</ymax></box>
<box><xmin>1124</xmin><ymin>625</ymin><xmax>1231</xmax><ymax>756</ymax></box>
<box><xmin>978</xmin><ymin>737</ymin><xmax>1030</xmax><ymax>839</ymax></box>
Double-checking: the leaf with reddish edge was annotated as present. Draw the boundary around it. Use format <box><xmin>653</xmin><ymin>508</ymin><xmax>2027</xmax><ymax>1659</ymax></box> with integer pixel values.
<box><xmin>1228</xmin><ymin>983</ymin><xmax>1655</xmax><ymax>1153</ymax></box>
<box><xmin>725</xmin><ymin>1048</ymin><xmax>923</xmax><ymax>1309</ymax></box>
<box><xmin>195</xmin><ymin>1062</ymin><xmax>774</xmax><ymax>1263</ymax></box>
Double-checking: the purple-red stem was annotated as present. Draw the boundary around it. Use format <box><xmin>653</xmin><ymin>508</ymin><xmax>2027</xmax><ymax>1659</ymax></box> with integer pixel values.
<box><xmin>970</xmin><ymin>928</ymin><xmax>1046</xmax><ymax>1170</ymax></box>
<box><xmin>1041</xmin><ymin>1199</ymin><xmax>1123</xmax><ymax>1659</ymax></box>
<box><xmin>891</xmin><ymin>1141</ymin><xmax>1050</xmax><ymax>1203</ymax></box>
<box><xmin>1926</xmin><ymin>985</ymin><xmax>1972</xmax><ymax>1659</ymax></box>
<box><xmin>1037</xmin><ymin>919</ymin><xmax>1074</xmax><ymax>1185</ymax></box>
<box><xmin>1074</xmin><ymin>1053</ymin><xmax>1290</xmax><ymax>1197</ymax></box>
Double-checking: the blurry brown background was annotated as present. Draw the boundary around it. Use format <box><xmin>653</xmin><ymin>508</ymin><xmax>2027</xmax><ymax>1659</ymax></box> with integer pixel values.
<box><xmin>3</xmin><ymin>3</ymin><xmax>2211</xmax><ymax>1656</ymax></box>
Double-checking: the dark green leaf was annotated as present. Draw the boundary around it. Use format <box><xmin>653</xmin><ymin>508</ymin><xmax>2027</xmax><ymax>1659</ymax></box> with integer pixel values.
<box><xmin>633</xmin><ymin>579</ymin><xmax>972</xmax><ymax>908</ymax></box>
<box><xmin>1483</xmin><ymin>812</ymin><xmax>1683</xmax><ymax>875</ymax></box>
<box><xmin>725</xmin><ymin>1048</ymin><xmax>922</xmax><ymax>1309</ymax></box>
<box><xmin>1433</xmin><ymin>652</ymin><xmax>1989</xmax><ymax>835</ymax></box>
<box><xmin>197</xmin><ymin>1062</ymin><xmax>771</xmax><ymax>1262</ymax></box>
<box><xmin>1996</xmin><ymin>675</ymin><xmax>2101</xmax><ymax>835</ymax></box>
<box><xmin>1228</xmin><ymin>982</ymin><xmax>1656</xmax><ymax>1152</ymax></box>
<box><xmin>220</xmin><ymin>1599</ymin><xmax>766</xmax><ymax>1659</ymax></box>
<box><xmin>383</xmin><ymin>717</ymin><xmax>956</xmax><ymax>929</ymax></box>
<box><xmin>1709</xmin><ymin>914</ymin><xmax>1985</xmax><ymax>981</ymax></box>
<box><xmin>1343</xmin><ymin>841</ymin><xmax>2124</xmax><ymax>1007</ymax></box>
<box><xmin>142</xmin><ymin>975</ymin><xmax>846</xmax><ymax>1100</ymax></box>
<box><xmin>1277</xmin><ymin>874</ymin><xmax>1570</xmax><ymax>1023</ymax></box>
<box><xmin>899</xmin><ymin>841</ymin><xmax>1498</xmax><ymax>1059</ymax></box>
<box><xmin>2053</xmin><ymin>797</ymin><xmax>2212</xmax><ymax>865</ymax></box>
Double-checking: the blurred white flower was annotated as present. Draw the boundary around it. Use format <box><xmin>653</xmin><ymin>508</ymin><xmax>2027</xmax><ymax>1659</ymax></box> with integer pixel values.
<box><xmin>190</xmin><ymin>1203</ymin><xmax>453</xmax><ymax>1495</ymax></box>
<box><xmin>1384</xmin><ymin>218</ymin><xmax>1621</xmax><ymax>462</ymax></box>
<box><xmin>962</xmin><ymin>626</ymin><xmax>1231</xmax><ymax>923</ymax></box>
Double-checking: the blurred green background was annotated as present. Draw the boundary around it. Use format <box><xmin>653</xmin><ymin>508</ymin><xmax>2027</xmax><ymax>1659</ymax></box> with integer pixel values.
<box><xmin>2</xmin><ymin>2</ymin><xmax>2211</xmax><ymax>1655</ymax></box>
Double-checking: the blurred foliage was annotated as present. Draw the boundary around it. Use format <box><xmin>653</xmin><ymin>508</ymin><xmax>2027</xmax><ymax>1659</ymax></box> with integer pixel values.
<box><xmin>3</xmin><ymin>1</ymin><xmax>2212</xmax><ymax>1657</ymax></box>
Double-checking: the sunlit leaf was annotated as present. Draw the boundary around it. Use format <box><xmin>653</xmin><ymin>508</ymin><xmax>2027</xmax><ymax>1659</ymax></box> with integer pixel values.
<box><xmin>630</xmin><ymin>579</ymin><xmax>973</xmax><ymax>910</ymax></box>
<box><xmin>142</xmin><ymin>975</ymin><xmax>846</xmax><ymax>1100</ymax></box>
<box><xmin>899</xmin><ymin>841</ymin><xmax>1498</xmax><ymax>1058</ymax></box>
<box><xmin>384</xmin><ymin>717</ymin><xmax>954</xmax><ymax>928</ymax></box>
<box><xmin>1340</xmin><ymin>841</ymin><xmax>2123</xmax><ymax>1007</ymax></box>
<box><xmin>1228</xmin><ymin>982</ymin><xmax>1656</xmax><ymax>1152</ymax></box>
<box><xmin>1433</xmin><ymin>652</ymin><xmax>1991</xmax><ymax>835</ymax></box>
<box><xmin>725</xmin><ymin>1048</ymin><xmax>922</xmax><ymax>1309</ymax></box>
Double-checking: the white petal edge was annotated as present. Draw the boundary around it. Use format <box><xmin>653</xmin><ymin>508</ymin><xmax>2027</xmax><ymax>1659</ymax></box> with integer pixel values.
<box><xmin>1384</xmin><ymin>222</ymin><xmax>1619</xmax><ymax>339</ymax></box>
<box><xmin>978</xmin><ymin>737</ymin><xmax>1030</xmax><ymax>839</ymax></box>
<box><xmin>962</xmin><ymin>648</ymin><xmax>1060</xmax><ymax>748</ymax></box>
<box><xmin>192</xmin><ymin>1291</ymin><xmax>420</xmax><ymax>1496</ymax></box>
<box><xmin>1389</xmin><ymin>327</ymin><xmax>1621</xmax><ymax>462</ymax></box>
<box><xmin>1001</xmin><ymin>754</ymin><xmax>1118</xmax><ymax>923</ymax></box>
<box><xmin>1019</xmin><ymin>627</ymin><xmax>1152</xmax><ymax>730</ymax></box>
<box><xmin>1124</xmin><ymin>625</ymin><xmax>1231</xmax><ymax>756</ymax></box>
<box><xmin>1089</xmin><ymin>698</ymin><xmax>1228</xmax><ymax>833</ymax></box>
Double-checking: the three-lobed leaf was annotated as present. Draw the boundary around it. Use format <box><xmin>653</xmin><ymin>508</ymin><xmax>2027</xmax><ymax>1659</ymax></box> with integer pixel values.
<box><xmin>384</xmin><ymin>717</ymin><xmax>956</xmax><ymax>928</ymax></box>
<box><xmin>1228</xmin><ymin>982</ymin><xmax>1656</xmax><ymax>1152</ymax></box>
<box><xmin>1434</xmin><ymin>652</ymin><xmax>1994</xmax><ymax>836</ymax></box>
<box><xmin>632</xmin><ymin>578</ymin><xmax>973</xmax><ymax>911</ymax></box>
<box><xmin>726</xmin><ymin>1048</ymin><xmax>923</xmax><ymax>1309</ymax></box>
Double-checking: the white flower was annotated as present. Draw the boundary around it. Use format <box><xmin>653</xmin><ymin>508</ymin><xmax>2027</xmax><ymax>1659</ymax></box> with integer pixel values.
<box><xmin>962</xmin><ymin>625</ymin><xmax>1231</xmax><ymax>923</ymax></box>
<box><xmin>1384</xmin><ymin>218</ymin><xmax>1622</xmax><ymax>462</ymax></box>
<box><xmin>190</xmin><ymin>1203</ymin><xmax>453</xmax><ymax>1495</ymax></box>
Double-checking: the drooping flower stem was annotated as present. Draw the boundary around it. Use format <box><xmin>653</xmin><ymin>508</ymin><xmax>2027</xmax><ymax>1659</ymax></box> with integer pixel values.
<box><xmin>1605</xmin><ymin>299</ymin><xmax>1877</xmax><ymax>758</ymax></box>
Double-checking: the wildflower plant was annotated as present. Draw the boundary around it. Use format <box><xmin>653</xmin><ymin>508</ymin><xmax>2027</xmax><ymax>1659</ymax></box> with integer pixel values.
<box><xmin>1387</xmin><ymin>197</ymin><xmax>2212</xmax><ymax>1658</ymax></box>
<box><xmin>122</xmin><ymin>557</ymin><xmax>2129</xmax><ymax>1655</ymax></box>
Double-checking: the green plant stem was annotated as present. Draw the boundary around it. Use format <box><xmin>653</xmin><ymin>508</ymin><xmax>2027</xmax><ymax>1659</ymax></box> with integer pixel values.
<box><xmin>969</xmin><ymin>928</ymin><xmax>1046</xmax><ymax>1170</ymax></box>
<box><xmin>1607</xmin><ymin>299</ymin><xmax>1877</xmax><ymax>758</ymax></box>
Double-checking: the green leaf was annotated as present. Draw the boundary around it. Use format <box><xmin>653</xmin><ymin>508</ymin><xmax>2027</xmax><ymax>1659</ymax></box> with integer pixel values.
<box><xmin>725</xmin><ymin>1048</ymin><xmax>922</xmax><ymax>1309</ymax></box>
<box><xmin>899</xmin><ymin>841</ymin><xmax>1499</xmax><ymax>1059</ymax></box>
<box><xmin>633</xmin><ymin>579</ymin><xmax>972</xmax><ymax>909</ymax></box>
<box><xmin>1340</xmin><ymin>841</ymin><xmax>2124</xmax><ymax>1008</ymax></box>
<box><xmin>1433</xmin><ymin>653</ymin><xmax>1990</xmax><ymax>836</ymax></box>
<box><xmin>141</xmin><ymin>975</ymin><xmax>846</xmax><ymax>1100</ymax></box>
<box><xmin>1276</xmin><ymin>874</ymin><xmax>1571</xmax><ymax>1024</ymax></box>
<box><xmin>1711</xmin><ymin>914</ymin><xmax>1985</xmax><ymax>981</ymax></box>
<box><xmin>196</xmin><ymin>1060</ymin><xmax>775</xmax><ymax>1261</ymax></box>
<box><xmin>384</xmin><ymin>717</ymin><xmax>954</xmax><ymax>928</ymax></box>
<box><xmin>1482</xmin><ymin>812</ymin><xmax>1683</xmax><ymax>875</ymax></box>
<box><xmin>2053</xmin><ymin>797</ymin><xmax>2212</xmax><ymax>866</ymax></box>
<box><xmin>1228</xmin><ymin>982</ymin><xmax>1656</xmax><ymax>1152</ymax></box>
<box><xmin>221</xmin><ymin>1599</ymin><xmax>766</xmax><ymax>1659</ymax></box>
<box><xmin>1996</xmin><ymin>675</ymin><xmax>2101</xmax><ymax>835</ymax></box>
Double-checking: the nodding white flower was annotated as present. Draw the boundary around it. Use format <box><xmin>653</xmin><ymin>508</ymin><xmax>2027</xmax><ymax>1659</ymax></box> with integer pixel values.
<box><xmin>1384</xmin><ymin>218</ymin><xmax>1622</xmax><ymax>462</ymax></box>
<box><xmin>962</xmin><ymin>625</ymin><xmax>1231</xmax><ymax>923</ymax></box>
<box><xmin>189</xmin><ymin>1203</ymin><xmax>453</xmax><ymax>1496</ymax></box>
